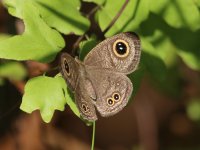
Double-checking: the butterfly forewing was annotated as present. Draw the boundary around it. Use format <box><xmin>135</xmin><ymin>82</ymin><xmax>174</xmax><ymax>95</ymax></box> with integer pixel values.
<box><xmin>60</xmin><ymin>53</ymin><xmax>79</xmax><ymax>91</ymax></box>
<box><xmin>84</xmin><ymin>32</ymin><xmax>141</xmax><ymax>74</ymax></box>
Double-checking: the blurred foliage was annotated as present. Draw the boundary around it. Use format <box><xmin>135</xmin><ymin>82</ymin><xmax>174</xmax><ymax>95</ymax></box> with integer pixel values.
<box><xmin>0</xmin><ymin>0</ymin><xmax>199</xmax><ymax>123</ymax></box>
<box><xmin>187</xmin><ymin>98</ymin><xmax>200</xmax><ymax>122</ymax></box>
<box><xmin>0</xmin><ymin>25</ymin><xmax>27</xmax><ymax>83</ymax></box>
<box><xmin>0</xmin><ymin>61</ymin><xmax>27</xmax><ymax>81</ymax></box>
<box><xmin>95</xmin><ymin>0</ymin><xmax>149</xmax><ymax>37</ymax></box>
<box><xmin>150</xmin><ymin>0</ymin><xmax>200</xmax><ymax>30</ymax></box>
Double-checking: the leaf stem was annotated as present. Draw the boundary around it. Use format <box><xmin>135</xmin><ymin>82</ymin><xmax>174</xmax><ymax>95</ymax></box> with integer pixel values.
<box><xmin>102</xmin><ymin>0</ymin><xmax>130</xmax><ymax>35</ymax></box>
<box><xmin>91</xmin><ymin>121</ymin><xmax>96</xmax><ymax>150</ymax></box>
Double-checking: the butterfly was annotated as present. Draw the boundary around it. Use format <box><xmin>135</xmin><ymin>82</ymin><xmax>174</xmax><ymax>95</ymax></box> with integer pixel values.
<box><xmin>60</xmin><ymin>32</ymin><xmax>141</xmax><ymax>121</ymax></box>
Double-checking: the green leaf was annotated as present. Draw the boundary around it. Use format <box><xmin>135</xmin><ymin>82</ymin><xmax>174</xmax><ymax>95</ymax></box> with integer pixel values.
<box><xmin>33</xmin><ymin>0</ymin><xmax>90</xmax><ymax>35</ymax></box>
<box><xmin>128</xmin><ymin>68</ymin><xmax>144</xmax><ymax>100</ymax></box>
<box><xmin>96</xmin><ymin>0</ymin><xmax>149</xmax><ymax>37</ymax></box>
<box><xmin>187</xmin><ymin>98</ymin><xmax>200</xmax><ymax>121</ymax></box>
<box><xmin>150</xmin><ymin>0</ymin><xmax>200</xmax><ymax>31</ymax></box>
<box><xmin>170</xmin><ymin>28</ymin><xmax>200</xmax><ymax>71</ymax></box>
<box><xmin>140</xmin><ymin>28</ymin><xmax>177</xmax><ymax>67</ymax></box>
<box><xmin>21</xmin><ymin>76</ymin><xmax>66</xmax><ymax>123</ymax></box>
<box><xmin>0</xmin><ymin>78</ymin><xmax>5</xmax><ymax>86</ymax></box>
<box><xmin>21</xmin><ymin>75</ymin><xmax>80</xmax><ymax>123</ymax></box>
<box><xmin>140</xmin><ymin>13</ymin><xmax>200</xmax><ymax>71</ymax></box>
<box><xmin>83</xmin><ymin>0</ymin><xmax>105</xmax><ymax>5</ymax></box>
<box><xmin>63</xmin><ymin>89</ymin><xmax>80</xmax><ymax>118</ymax></box>
<box><xmin>196</xmin><ymin>0</ymin><xmax>200</xmax><ymax>8</ymax></box>
<box><xmin>141</xmin><ymin>37</ymin><xmax>167</xmax><ymax>82</ymax></box>
<box><xmin>0</xmin><ymin>34</ymin><xmax>11</xmax><ymax>41</ymax></box>
<box><xmin>79</xmin><ymin>38</ymin><xmax>99</xmax><ymax>60</ymax></box>
<box><xmin>0</xmin><ymin>61</ymin><xmax>27</xmax><ymax>81</ymax></box>
<box><xmin>177</xmin><ymin>50</ymin><xmax>200</xmax><ymax>70</ymax></box>
<box><xmin>1</xmin><ymin>0</ymin><xmax>65</xmax><ymax>62</ymax></box>
<box><xmin>140</xmin><ymin>33</ymin><xmax>181</xmax><ymax>96</ymax></box>
<box><xmin>55</xmin><ymin>74</ymin><xmax>80</xmax><ymax>119</ymax></box>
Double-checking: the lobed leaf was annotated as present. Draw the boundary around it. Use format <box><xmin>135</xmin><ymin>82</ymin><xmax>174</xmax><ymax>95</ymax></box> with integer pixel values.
<box><xmin>33</xmin><ymin>0</ymin><xmax>90</xmax><ymax>35</ymax></box>
<box><xmin>142</xmin><ymin>29</ymin><xmax>177</xmax><ymax>67</ymax></box>
<box><xmin>177</xmin><ymin>50</ymin><xmax>200</xmax><ymax>70</ymax></box>
<box><xmin>141</xmin><ymin>37</ymin><xmax>167</xmax><ymax>82</ymax></box>
<box><xmin>21</xmin><ymin>75</ymin><xmax>80</xmax><ymax>123</ymax></box>
<box><xmin>0</xmin><ymin>0</ymin><xmax>65</xmax><ymax>62</ymax></box>
<box><xmin>140</xmin><ymin>12</ymin><xmax>200</xmax><ymax>71</ymax></box>
<box><xmin>79</xmin><ymin>38</ymin><xmax>99</xmax><ymax>61</ymax></box>
<box><xmin>150</xmin><ymin>0</ymin><xmax>200</xmax><ymax>31</ymax></box>
<box><xmin>0</xmin><ymin>34</ymin><xmax>11</xmax><ymax>41</ymax></box>
<box><xmin>196</xmin><ymin>0</ymin><xmax>200</xmax><ymax>7</ymax></box>
<box><xmin>96</xmin><ymin>0</ymin><xmax>149</xmax><ymax>37</ymax></box>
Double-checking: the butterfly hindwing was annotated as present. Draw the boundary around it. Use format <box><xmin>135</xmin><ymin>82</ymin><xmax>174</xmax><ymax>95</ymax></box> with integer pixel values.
<box><xmin>86</xmin><ymin>67</ymin><xmax>133</xmax><ymax>117</ymax></box>
<box><xmin>74</xmin><ymin>77</ymin><xmax>97</xmax><ymax>121</ymax></box>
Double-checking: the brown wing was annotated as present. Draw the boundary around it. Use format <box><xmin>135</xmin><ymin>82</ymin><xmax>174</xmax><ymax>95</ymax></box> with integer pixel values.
<box><xmin>86</xmin><ymin>67</ymin><xmax>133</xmax><ymax>117</ymax></box>
<box><xmin>60</xmin><ymin>53</ymin><xmax>79</xmax><ymax>91</ymax></box>
<box><xmin>84</xmin><ymin>32</ymin><xmax>141</xmax><ymax>74</ymax></box>
<box><xmin>74</xmin><ymin>78</ymin><xmax>97</xmax><ymax>121</ymax></box>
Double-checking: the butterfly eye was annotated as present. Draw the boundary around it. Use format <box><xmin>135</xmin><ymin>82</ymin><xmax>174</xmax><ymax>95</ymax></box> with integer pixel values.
<box><xmin>81</xmin><ymin>103</ymin><xmax>90</xmax><ymax>113</ymax></box>
<box><xmin>107</xmin><ymin>98</ymin><xmax>115</xmax><ymax>106</ymax></box>
<box><xmin>112</xmin><ymin>93</ymin><xmax>121</xmax><ymax>101</ymax></box>
<box><xmin>64</xmin><ymin>59</ymin><xmax>70</xmax><ymax>76</ymax></box>
<box><xmin>113</xmin><ymin>39</ymin><xmax>130</xmax><ymax>58</ymax></box>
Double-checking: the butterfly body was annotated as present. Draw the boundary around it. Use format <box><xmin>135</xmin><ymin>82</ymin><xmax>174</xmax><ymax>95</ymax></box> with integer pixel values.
<box><xmin>61</xmin><ymin>32</ymin><xmax>141</xmax><ymax>121</ymax></box>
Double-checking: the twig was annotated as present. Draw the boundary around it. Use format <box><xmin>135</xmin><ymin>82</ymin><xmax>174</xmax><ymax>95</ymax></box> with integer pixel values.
<box><xmin>102</xmin><ymin>0</ymin><xmax>130</xmax><ymax>35</ymax></box>
<box><xmin>72</xmin><ymin>35</ymin><xmax>85</xmax><ymax>56</ymax></box>
<box><xmin>72</xmin><ymin>0</ymin><xmax>129</xmax><ymax>55</ymax></box>
<box><xmin>86</xmin><ymin>5</ymin><xmax>101</xmax><ymax>18</ymax></box>
<box><xmin>72</xmin><ymin>5</ymin><xmax>101</xmax><ymax>56</ymax></box>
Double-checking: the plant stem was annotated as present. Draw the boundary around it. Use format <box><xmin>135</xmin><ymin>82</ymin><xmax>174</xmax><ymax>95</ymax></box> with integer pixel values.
<box><xmin>72</xmin><ymin>0</ymin><xmax>129</xmax><ymax>55</ymax></box>
<box><xmin>91</xmin><ymin>121</ymin><xmax>96</xmax><ymax>150</ymax></box>
<box><xmin>72</xmin><ymin>35</ymin><xmax>85</xmax><ymax>56</ymax></box>
<box><xmin>72</xmin><ymin>5</ymin><xmax>101</xmax><ymax>56</ymax></box>
<box><xmin>102</xmin><ymin>0</ymin><xmax>130</xmax><ymax>35</ymax></box>
<box><xmin>86</xmin><ymin>5</ymin><xmax>101</xmax><ymax>18</ymax></box>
